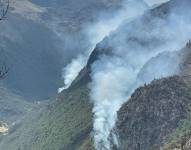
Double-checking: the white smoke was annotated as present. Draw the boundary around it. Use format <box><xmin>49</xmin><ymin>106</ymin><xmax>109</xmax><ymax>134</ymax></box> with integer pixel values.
<box><xmin>58</xmin><ymin>0</ymin><xmax>191</xmax><ymax>149</ymax></box>
<box><xmin>90</xmin><ymin>1</ymin><xmax>191</xmax><ymax>149</ymax></box>
<box><xmin>90</xmin><ymin>56</ymin><xmax>139</xmax><ymax>149</ymax></box>
<box><xmin>58</xmin><ymin>0</ymin><xmax>148</xmax><ymax>93</ymax></box>
<box><xmin>58</xmin><ymin>55</ymin><xmax>87</xmax><ymax>92</ymax></box>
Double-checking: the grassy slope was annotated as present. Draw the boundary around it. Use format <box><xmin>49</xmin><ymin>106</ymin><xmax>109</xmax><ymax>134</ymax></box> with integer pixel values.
<box><xmin>0</xmin><ymin>84</ymin><xmax>94</xmax><ymax>150</ymax></box>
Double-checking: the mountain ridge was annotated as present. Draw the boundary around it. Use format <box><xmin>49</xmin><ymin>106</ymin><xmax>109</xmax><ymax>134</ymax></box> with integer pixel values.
<box><xmin>1</xmin><ymin>0</ymin><xmax>191</xmax><ymax>149</ymax></box>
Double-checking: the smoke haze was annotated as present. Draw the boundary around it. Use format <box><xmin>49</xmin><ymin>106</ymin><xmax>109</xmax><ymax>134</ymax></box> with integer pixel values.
<box><xmin>57</xmin><ymin>0</ymin><xmax>191</xmax><ymax>149</ymax></box>
<box><xmin>59</xmin><ymin>0</ymin><xmax>148</xmax><ymax>92</ymax></box>
<box><xmin>89</xmin><ymin>0</ymin><xmax>191</xmax><ymax>149</ymax></box>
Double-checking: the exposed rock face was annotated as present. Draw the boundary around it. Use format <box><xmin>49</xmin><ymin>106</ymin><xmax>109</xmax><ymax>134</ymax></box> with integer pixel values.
<box><xmin>115</xmin><ymin>76</ymin><xmax>191</xmax><ymax>150</ymax></box>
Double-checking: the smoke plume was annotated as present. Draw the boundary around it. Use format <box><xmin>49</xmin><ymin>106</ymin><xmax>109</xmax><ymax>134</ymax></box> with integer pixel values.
<box><xmin>58</xmin><ymin>0</ymin><xmax>191</xmax><ymax>149</ymax></box>
<box><xmin>58</xmin><ymin>0</ymin><xmax>148</xmax><ymax>93</ymax></box>
<box><xmin>89</xmin><ymin>0</ymin><xmax>191</xmax><ymax>149</ymax></box>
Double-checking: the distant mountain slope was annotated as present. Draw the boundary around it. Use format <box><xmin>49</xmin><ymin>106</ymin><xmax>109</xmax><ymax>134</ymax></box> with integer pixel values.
<box><xmin>31</xmin><ymin>0</ymin><xmax>122</xmax><ymax>31</ymax></box>
<box><xmin>0</xmin><ymin>14</ymin><xmax>65</xmax><ymax>99</ymax></box>
<box><xmin>0</xmin><ymin>84</ymin><xmax>93</xmax><ymax>150</ymax></box>
<box><xmin>0</xmin><ymin>0</ymin><xmax>122</xmax><ymax>100</ymax></box>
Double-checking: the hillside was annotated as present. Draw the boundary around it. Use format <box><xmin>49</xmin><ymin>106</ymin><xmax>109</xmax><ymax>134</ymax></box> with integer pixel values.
<box><xmin>0</xmin><ymin>0</ymin><xmax>123</xmax><ymax>149</ymax></box>
<box><xmin>0</xmin><ymin>85</ymin><xmax>38</xmax><ymax>145</ymax></box>
<box><xmin>0</xmin><ymin>86</ymin><xmax>35</xmax><ymax>123</ymax></box>
<box><xmin>110</xmin><ymin>40</ymin><xmax>191</xmax><ymax>150</ymax></box>
<box><xmin>0</xmin><ymin>0</ymin><xmax>122</xmax><ymax>100</ymax></box>
<box><xmin>0</xmin><ymin>85</ymin><xmax>94</xmax><ymax>150</ymax></box>
<box><xmin>1</xmin><ymin>0</ymin><xmax>191</xmax><ymax>150</ymax></box>
<box><xmin>115</xmin><ymin>76</ymin><xmax>191</xmax><ymax>150</ymax></box>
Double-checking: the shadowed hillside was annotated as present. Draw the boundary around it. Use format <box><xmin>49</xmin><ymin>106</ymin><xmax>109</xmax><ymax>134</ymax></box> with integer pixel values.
<box><xmin>0</xmin><ymin>0</ymin><xmax>122</xmax><ymax>100</ymax></box>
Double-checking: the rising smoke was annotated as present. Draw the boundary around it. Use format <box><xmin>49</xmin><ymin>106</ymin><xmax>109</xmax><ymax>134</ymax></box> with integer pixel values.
<box><xmin>89</xmin><ymin>0</ymin><xmax>191</xmax><ymax>149</ymax></box>
<box><xmin>58</xmin><ymin>0</ymin><xmax>148</xmax><ymax>93</ymax></box>
<box><xmin>59</xmin><ymin>0</ymin><xmax>191</xmax><ymax>149</ymax></box>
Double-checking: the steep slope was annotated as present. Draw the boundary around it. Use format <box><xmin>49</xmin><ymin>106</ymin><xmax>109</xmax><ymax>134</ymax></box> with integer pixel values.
<box><xmin>1</xmin><ymin>0</ymin><xmax>191</xmax><ymax>150</ymax></box>
<box><xmin>113</xmin><ymin>42</ymin><xmax>191</xmax><ymax>150</ymax></box>
<box><xmin>0</xmin><ymin>85</ymin><xmax>37</xmax><ymax>144</ymax></box>
<box><xmin>0</xmin><ymin>0</ymin><xmax>65</xmax><ymax>99</ymax></box>
<box><xmin>115</xmin><ymin>76</ymin><xmax>191</xmax><ymax>150</ymax></box>
<box><xmin>0</xmin><ymin>0</ymin><xmax>123</xmax><ymax>149</ymax></box>
<box><xmin>0</xmin><ymin>0</ymin><xmax>122</xmax><ymax>100</ymax></box>
<box><xmin>151</xmin><ymin>43</ymin><xmax>191</xmax><ymax>150</ymax></box>
<box><xmin>112</xmin><ymin>41</ymin><xmax>191</xmax><ymax>150</ymax></box>
<box><xmin>0</xmin><ymin>84</ymin><xmax>94</xmax><ymax>150</ymax></box>
<box><xmin>72</xmin><ymin>0</ymin><xmax>191</xmax><ymax>86</ymax></box>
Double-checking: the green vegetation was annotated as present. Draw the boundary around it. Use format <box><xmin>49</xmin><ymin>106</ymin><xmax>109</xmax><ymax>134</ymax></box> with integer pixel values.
<box><xmin>0</xmin><ymin>85</ymin><xmax>94</xmax><ymax>150</ymax></box>
<box><xmin>164</xmin><ymin>111</ymin><xmax>191</xmax><ymax>149</ymax></box>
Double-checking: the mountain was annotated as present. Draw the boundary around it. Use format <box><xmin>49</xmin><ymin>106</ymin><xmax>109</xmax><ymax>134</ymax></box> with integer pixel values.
<box><xmin>0</xmin><ymin>0</ymin><xmax>122</xmax><ymax>149</ymax></box>
<box><xmin>0</xmin><ymin>85</ymin><xmax>38</xmax><ymax>143</ymax></box>
<box><xmin>1</xmin><ymin>0</ymin><xmax>191</xmax><ymax>150</ymax></box>
<box><xmin>0</xmin><ymin>84</ymin><xmax>93</xmax><ymax>150</ymax></box>
<box><xmin>115</xmin><ymin>75</ymin><xmax>191</xmax><ymax>150</ymax></box>
<box><xmin>0</xmin><ymin>0</ymin><xmax>122</xmax><ymax>100</ymax></box>
<box><xmin>114</xmin><ymin>41</ymin><xmax>191</xmax><ymax>150</ymax></box>
<box><xmin>0</xmin><ymin>86</ymin><xmax>36</xmax><ymax>123</ymax></box>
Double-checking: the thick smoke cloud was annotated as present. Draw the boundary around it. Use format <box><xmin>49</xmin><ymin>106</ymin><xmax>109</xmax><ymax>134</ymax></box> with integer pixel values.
<box><xmin>90</xmin><ymin>56</ymin><xmax>139</xmax><ymax>149</ymax></box>
<box><xmin>58</xmin><ymin>0</ymin><xmax>148</xmax><ymax>93</ymax></box>
<box><xmin>89</xmin><ymin>0</ymin><xmax>191</xmax><ymax>149</ymax></box>
<box><xmin>58</xmin><ymin>0</ymin><xmax>191</xmax><ymax>149</ymax></box>
<box><xmin>58</xmin><ymin>0</ymin><xmax>172</xmax><ymax>93</ymax></box>
<box><xmin>58</xmin><ymin>55</ymin><xmax>87</xmax><ymax>92</ymax></box>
